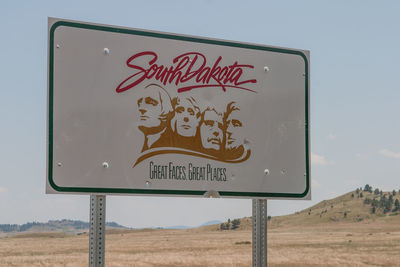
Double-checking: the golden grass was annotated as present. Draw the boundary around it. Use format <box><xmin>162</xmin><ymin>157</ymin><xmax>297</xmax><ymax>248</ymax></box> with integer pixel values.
<box><xmin>267</xmin><ymin>222</ymin><xmax>400</xmax><ymax>267</ymax></box>
<box><xmin>1</xmin><ymin>221</ymin><xmax>400</xmax><ymax>266</ymax></box>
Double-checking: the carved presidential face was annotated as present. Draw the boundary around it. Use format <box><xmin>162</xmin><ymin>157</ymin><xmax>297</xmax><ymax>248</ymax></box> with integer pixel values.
<box><xmin>171</xmin><ymin>98</ymin><xmax>200</xmax><ymax>137</ymax></box>
<box><xmin>225</xmin><ymin>109</ymin><xmax>244</xmax><ymax>150</ymax></box>
<box><xmin>137</xmin><ymin>87</ymin><xmax>163</xmax><ymax>130</ymax></box>
<box><xmin>200</xmin><ymin>109</ymin><xmax>223</xmax><ymax>150</ymax></box>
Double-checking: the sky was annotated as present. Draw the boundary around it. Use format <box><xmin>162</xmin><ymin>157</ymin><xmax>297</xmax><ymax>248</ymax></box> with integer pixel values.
<box><xmin>0</xmin><ymin>0</ymin><xmax>399</xmax><ymax>228</ymax></box>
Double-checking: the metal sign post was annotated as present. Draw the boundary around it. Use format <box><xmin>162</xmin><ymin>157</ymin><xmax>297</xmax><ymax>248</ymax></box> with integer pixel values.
<box><xmin>252</xmin><ymin>199</ymin><xmax>267</xmax><ymax>267</ymax></box>
<box><xmin>89</xmin><ymin>195</ymin><xmax>106</xmax><ymax>267</ymax></box>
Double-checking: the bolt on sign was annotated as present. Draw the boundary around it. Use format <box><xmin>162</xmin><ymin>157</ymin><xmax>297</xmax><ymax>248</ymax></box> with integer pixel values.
<box><xmin>47</xmin><ymin>18</ymin><xmax>310</xmax><ymax>199</ymax></box>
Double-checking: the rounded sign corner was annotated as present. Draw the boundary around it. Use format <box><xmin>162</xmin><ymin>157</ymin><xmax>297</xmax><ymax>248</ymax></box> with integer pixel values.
<box><xmin>48</xmin><ymin>174</ymin><xmax>64</xmax><ymax>192</ymax></box>
<box><xmin>49</xmin><ymin>20</ymin><xmax>66</xmax><ymax>36</ymax></box>
<box><xmin>299</xmin><ymin>181</ymin><xmax>310</xmax><ymax>199</ymax></box>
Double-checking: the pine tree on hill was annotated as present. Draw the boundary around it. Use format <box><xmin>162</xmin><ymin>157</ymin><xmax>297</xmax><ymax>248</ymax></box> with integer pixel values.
<box><xmin>371</xmin><ymin>206</ymin><xmax>376</xmax><ymax>214</ymax></box>
<box><xmin>394</xmin><ymin>199</ymin><xmax>400</xmax><ymax>212</ymax></box>
<box><xmin>364</xmin><ymin>184</ymin><xmax>373</xmax><ymax>193</ymax></box>
<box><xmin>231</xmin><ymin>219</ymin><xmax>241</xmax><ymax>230</ymax></box>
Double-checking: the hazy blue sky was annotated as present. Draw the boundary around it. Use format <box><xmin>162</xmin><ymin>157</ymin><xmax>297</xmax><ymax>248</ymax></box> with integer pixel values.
<box><xmin>1</xmin><ymin>0</ymin><xmax>399</xmax><ymax>228</ymax></box>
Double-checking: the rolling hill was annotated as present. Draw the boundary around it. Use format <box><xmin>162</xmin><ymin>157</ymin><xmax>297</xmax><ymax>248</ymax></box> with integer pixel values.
<box><xmin>0</xmin><ymin>219</ymin><xmax>128</xmax><ymax>235</ymax></box>
<box><xmin>202</xmin><ymin>187</ymin><xmax>400</xmax><ymax>231</ymax></box>
<box><xmin>3</xmin><ymin>187</ymin><xmax>400</xmax><ymax>235</ymax></box>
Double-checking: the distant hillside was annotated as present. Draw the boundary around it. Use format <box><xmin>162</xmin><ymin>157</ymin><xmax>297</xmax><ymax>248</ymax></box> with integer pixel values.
<box><xmin>268</xmin><ymin>186</ymin><xmax>400</xmax><ymax>228</ymax></box>
<box><xmin>4</xmin><ymin>186</ymin><xmax>399</xmax><ymax>235</ymax></box>
<box><xmin>0</xmin><ymin>219</ymin><xmax>128</xmax><ymax>234</ymax></box>
<box><xmin>160</xmin><ymin>220</ymin><xmax>222</xmax><ymax>230</ymax></box>
<box><xmin>199</xmin><ymin>220</ymin><xmax>222</xmax><ymax>227</ymax></box>
<box><xmin>205</xmin><ymin>186</ymin><xmax>400</xmax><ymax>231</ymax></box>
<box><xmin>166</xmin><ymin>225</ymin><xmax>191</xmax><ymax>230</ymax></box>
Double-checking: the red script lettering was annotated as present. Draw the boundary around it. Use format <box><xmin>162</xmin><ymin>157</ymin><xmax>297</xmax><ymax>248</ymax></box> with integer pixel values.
<box><xmin>116</xmin><ymin>51</ymin><xmax>257</xmax><ymax>93</ymax></box>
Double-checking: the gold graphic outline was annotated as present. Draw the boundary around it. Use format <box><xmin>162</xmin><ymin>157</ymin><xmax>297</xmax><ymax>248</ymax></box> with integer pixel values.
<box><xmin>133</xmin><ymin>148</ymin><xmax>251</xmax><ymax>167</ymax></box>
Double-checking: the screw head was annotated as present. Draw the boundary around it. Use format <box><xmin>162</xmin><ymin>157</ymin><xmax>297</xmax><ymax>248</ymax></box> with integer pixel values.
<box><xmin>104</xmin><ymin>48</ymin><xmax>110</xmax><ymax>55</ymax></box>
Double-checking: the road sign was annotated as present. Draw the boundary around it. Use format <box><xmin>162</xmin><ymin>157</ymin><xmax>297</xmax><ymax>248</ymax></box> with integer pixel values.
<box><xmin>47</xmin><ymin>18</ymin><xmax>310</xmax><ymax>199</ymax></box>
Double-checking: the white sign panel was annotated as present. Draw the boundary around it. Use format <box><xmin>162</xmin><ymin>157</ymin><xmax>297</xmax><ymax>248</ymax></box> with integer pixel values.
<box><xmin>47</xmin><ymin>18</ymin><xmax>310</xmax><ymax>199</ymax></box>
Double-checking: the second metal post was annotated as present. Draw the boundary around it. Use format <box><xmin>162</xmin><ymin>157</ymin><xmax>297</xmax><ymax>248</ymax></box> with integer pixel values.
<box><xmin>252</xmin><ymin>199</ymin><xmax>268</xmax><ymax>267</ymax></box>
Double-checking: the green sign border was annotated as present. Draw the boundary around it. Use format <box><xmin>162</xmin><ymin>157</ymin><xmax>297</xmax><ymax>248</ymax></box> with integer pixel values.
<box><xmin>48</xmin><ymin>19</ymin><xmax>310</xmax><ymax>198</ymax></box>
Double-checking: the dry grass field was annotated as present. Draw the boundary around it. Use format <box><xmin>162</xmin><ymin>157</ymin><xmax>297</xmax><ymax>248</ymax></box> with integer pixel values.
<box><xmin>2</xmin><ymin>190</ymin><xmax>400</xmax><ymax>266</ymax></box>
<box><xmin>1</xmin><ymin>221</ymin><xmax>400</xmax><ymax>266</ymax></box>
<box><xmin>0</xmin><ymin>229</ymin><xmax>251</xmax><ymax>266</ymax></box>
